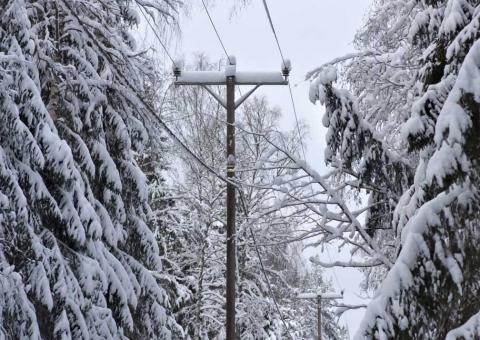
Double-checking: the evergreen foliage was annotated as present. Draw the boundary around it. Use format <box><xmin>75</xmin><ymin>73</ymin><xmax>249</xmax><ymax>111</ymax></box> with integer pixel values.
<box><xmin>0</xmin><ymin>0</ymin><xmax>182</xmax><ymax>337</ymax></box>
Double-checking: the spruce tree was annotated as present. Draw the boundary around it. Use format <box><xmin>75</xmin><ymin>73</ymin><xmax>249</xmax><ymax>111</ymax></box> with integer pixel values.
<box><xmin>0</xmin><ymin>0</ymin><xmax>182</xmax><ymax>337</ymax></box>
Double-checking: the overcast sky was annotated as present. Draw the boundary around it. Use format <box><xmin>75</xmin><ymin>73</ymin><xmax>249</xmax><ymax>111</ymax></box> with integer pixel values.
<box><xmin>169</xmin><ymin>1</ymin><xmax>372</xmax><ymax>337</ymax></box>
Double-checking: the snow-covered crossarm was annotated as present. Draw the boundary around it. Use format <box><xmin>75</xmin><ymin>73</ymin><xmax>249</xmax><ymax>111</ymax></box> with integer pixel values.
<box><xmin>296</xmin><ymin>292</ymin><xmax>343</xmax><ymax>300</ymax></box>
<box><xmin>235</xmin><ymin>72</ymin><xmax>287</xmax><ymax>85</ymax></box>
<box><xmin>310</xmin><ymin>257</ymin><xmax>384</xmax><ymax>268</ymax></box>
<box><xmin>175</xmin><ymin>71</ymin><xmax>287</xmax><ymax>85</ymax></box>
<box><xmin>175</xmin><ymin>71</ymin><xmax>226</xmax><ymax>85</ymax></box>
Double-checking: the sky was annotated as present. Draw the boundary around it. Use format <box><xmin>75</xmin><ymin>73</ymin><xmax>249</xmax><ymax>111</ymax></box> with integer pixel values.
<box><xmin>167</xmin><ymin>0</ymin><xmax>372</xmax><ymax>337</ymax></box>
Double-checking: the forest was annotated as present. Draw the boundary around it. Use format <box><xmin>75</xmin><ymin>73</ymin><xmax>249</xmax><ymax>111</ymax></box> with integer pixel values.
<box><xmin>0</xmin><ymin>0</ymin><xmax>479</xmax><ymax>339</ymax></box>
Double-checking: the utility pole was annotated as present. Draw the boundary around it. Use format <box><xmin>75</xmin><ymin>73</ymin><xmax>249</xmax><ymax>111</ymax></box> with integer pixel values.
<box><xmin>317</xmin><ymin>295</ymin><xmax>322</xmax><ymax>340</ymax></box>
<box><xmin>296</xmin><ymin>291</ymin><xmax>343</xmax><ymax>340</ymax></box>
<box><xmin>174</xmin><ymin>57</ymin><xmax>290</xmax><ymax>340</ymax></box>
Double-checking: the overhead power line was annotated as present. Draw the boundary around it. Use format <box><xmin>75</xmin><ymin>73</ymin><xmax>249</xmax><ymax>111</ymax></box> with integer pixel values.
<box><xmin>261</xmin><ymin>0</ymin><xmax>287</xmax><ymax>64</ymax></box>
<box><xmin>137</xmin><ymin>5</ymin><xmax>177</xmax><ymax>66</ymax></box>
<box><xmin>62</xmin><ymin>0</ymin><xmax>239</xmax><ymax>192</ymax></box>
<box><xmin>199</xmin><ymin>1</ymin><xmax>243</xmax><ymax>96</ymax></box>
<box><xmin>195</xmin><ymin>2</ymin><xmax>297</xmax><ymax>327</ymax></box>
<box><xmin>287</xmin><ymin>82</ymin><xmax>307</xmax><ymax>160</ymax></box>
<box><xmin>200</xmin><ymin>0</ymin><xmax>233</xmax><ymax>65</ymax></box>
<box><xmin>261</xmin><ymin>0</ymin><xmax>306</xmax><ymax>160</ymax></box>
<box><xmin>64</xmin><ymin>1</ymin><xmax>305</xmax><ymax>336</ymax></box>
<box><xmin>194</xmin><ymin>2</ymin><xmax>295</xmax><ymax>323</ymax></box>
<box><xmin>261</xmin><ymin>0</ymin><xmax>345</xmax><ymax>294</ymax></box>
<box><xmin>238</xmin><ymin>193</ymin><xmax>295</xmax><ymax>340</ymax></box>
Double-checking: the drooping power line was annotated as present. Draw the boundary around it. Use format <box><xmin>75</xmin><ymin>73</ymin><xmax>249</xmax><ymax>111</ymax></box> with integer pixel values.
<box><xmin>261</xmin><ymin>0</ymin><xmax>345</xmax><ymax>294</ymax></box>
<box><xmin>238</xmin><ymin>192</ymin><xmax>295</xmax><ymax>340</ymax></box>
<box><xmin>62</xmin><ymin>0</ymin><xmax>239</xmax><ymax>191</ymax></box>
<box><xmin>64</xmin><ymin>1</ymin><xmax>305</xmax><ymax>335</ymax></box>
<box><xmin>137</xmin><ymin>5</ymin><xmax>177</xmax><ymax>66</ymax></box>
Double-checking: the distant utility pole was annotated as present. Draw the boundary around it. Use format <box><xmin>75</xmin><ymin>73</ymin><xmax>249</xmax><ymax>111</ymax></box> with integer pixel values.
<box><xmin>296</xmin><ymin>291</ymin><xmax>343</xmax><ymax>340</ymax></box>
<box><xmin>174</xmin><ymin>57</ymin><xmax>290</xmax><ymax>340</ymax></box>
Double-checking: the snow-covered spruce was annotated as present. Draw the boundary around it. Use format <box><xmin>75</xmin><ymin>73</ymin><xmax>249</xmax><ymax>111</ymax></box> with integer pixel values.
<box><xmin>308</xmin><ymin>0</ymin><xmax>480</xmax><ymax>338</ymax></box>
<box><xmin>0</xmin><ymin>0</ymin><xmax>182</xmax><ymax>338</ymax></box>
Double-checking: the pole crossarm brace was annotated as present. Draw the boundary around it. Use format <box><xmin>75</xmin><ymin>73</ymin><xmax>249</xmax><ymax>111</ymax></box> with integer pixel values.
<box><xmin>202</xmin><ymin>85</ymin><xmax>227</xmax><ymax>108</ymax></box>
<box><xmin>200</xmin><ymin>84</ymin><xmax>262</xmax><ymax>110</ymax></box>
<box><xmin>234</xmin><ymin>84</ymin><xmax>260</xmax><ymax>109</ymax></box>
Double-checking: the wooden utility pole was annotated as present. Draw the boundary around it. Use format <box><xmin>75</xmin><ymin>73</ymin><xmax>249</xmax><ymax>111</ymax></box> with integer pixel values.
<box><xmin>297</xmin><ymin>292</ymin><xmax>343</xmax><ymax>340</ymax></box>
<box><xmin>174</xmin><ymin>58</ymin><xmax>289</xmax><ymax>340</ymax></box>
<box><xmin>317</xmin><ymin>295</ymin><xmax>322</xmax><ymax>340</ymax></box>
<box><xmin>225</xmin><ymin>74</ymin><xmax>236</xmax><ymax>338</ymax></box>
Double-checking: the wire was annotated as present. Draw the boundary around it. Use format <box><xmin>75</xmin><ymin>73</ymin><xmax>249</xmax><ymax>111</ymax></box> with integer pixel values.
<box><xmin>326</xmin><ymin>246</ymin><xmax>344</xmax><ymax>293</ymax></box>
<box><xmin>261</xmin><ymin>0</ymin><xmax>305</xmax><ymax>159</ymax></box>
<box><xmin>199</xmin><ymin>1</ymin><xmax>242</xmax><ymax>96</ymax></box>
<box><xmin>64</xmin><ymin>1</ymin><xmax>298</xmax><ymax>334</ymax></box>
<box><xmin>287</xmin><ymin>82</ymin><xmax>307</xmax><ymax>160</ymax></box>
<box><xmin>137</xmin><ymin>5</ymin><xmax>176</xmax><ymax>66</ymax></box>
<box><xmin>261</xmin><ymin>0</ymin><xmax>286</xmax><ymax>64</ymax></box>
<box><xmin>200</xmin><ymin>0</ymin><xmax>233</xmax><ymax>65</ymax></box>
<box><xmin>261</xmin><ymin>0</ymin><xmax>345</xmax><ymax>294</ymax></box>
<box><xmin>238</xmin><ymin>192</ymin><xmax>295</xmax><ymax>340</ymax></box>
<box><xmin>61</xmin><ymin>0</ymin><xmax>239</xmax><ymax>192</ymax></box>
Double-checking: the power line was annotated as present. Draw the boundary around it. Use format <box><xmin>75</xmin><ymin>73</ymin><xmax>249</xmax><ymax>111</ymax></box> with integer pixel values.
<box><xmin>261</xmin><ymin>0</ymin><xmax>286</xmax><ymax>65</ymax></box>
<box><xmin>238</xmin><ymin>192</ymin><xmax>295</xmax><ymax>340</ymax></box>
<box><xmin>325</xmin><ymin>245</ymin><xmax>344</xmax><ymax>294</ymax></box>
<box><xmin>261</xmin><ymin>0</ymin><xmax>306</xmax><ymax>160</ymax></box>
<box><xmin>261</xmin><ymin>0</ymin><xmax>344</xmax><ymax>294</ymax></box>
<box><xmin>199</xmin><ymin>1</ymin><xmax>243</xmax><ymax>96</ymax></box>
<box><xmin>287</xmin><ymin>82</ymin><xmax>307</xmax><ymax>160</ymax></box>
<box><xmin>200</xmin><ymin>0</ymin><xmax>233</xmax><ymax>65</ymax></box>
<box><xmin>65</xmin><ymin>0</ymin><xmax>308</xmax><ymax>334</ymax></box>
<box><xmin>61</xmin><ymin>0</ymin><xmax>239</xmax><ymax>192</ymax></box>
<box><xmin>137</xmin><ymin>5</ymin><xmax>176</xmax><ymax>66</ymax></box>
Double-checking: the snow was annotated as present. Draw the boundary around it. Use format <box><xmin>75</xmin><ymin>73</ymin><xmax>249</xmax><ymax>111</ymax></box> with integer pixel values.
<box><xmin>225</xmin><ymin>62</ymin><xmax>236</xmax><ymax>77</ymax></box>
<box><xmin>176</xmin><ymin>71</ymin><xmax>226</xmax><ymax>84</ymax></box>
<box><xmin>435</xmin><ymin>40</ymin><xmax>480</xmax><ymax>145</ymax></box>
<box><xmin>439</xmin><ymin>0</ymin><xmax>473</xmax><ymax>36</ymax></box>
<box><xmin>425</xmin><ymin>40</ymin><xmax>480</xmax><ymax>186</ymax></box>
<box><xmin>235</xmin><ymin>72</ymin><xmax>286</xmax><ymax>84</ymax></box>
<box><xmin>228</xmin><ymin>55</ymin><xmax>237</xmax><ymax>65</ymax></box>
<box><xmin>355</xmin><ymin>185</ymin><xmax>464</xmax><ymax>339</ymax></box>
<box><xmin>446</xmin><ymin>311</ymin><xmax>480</xmax><ymax>339</ymax></box>
<box><xmin>281</xmin><ymin>58</ymin><xmax>292</xmax><ymax>72</ymax></box>
<box><xmin>408</xmin><ymin>11</ymin><xmax>430</xmax><ymax>42</ymax></box>
<box><xmin>309</xmin><ymin>67</ymin><xmax>337</xmax><ymax>104</ymax></box>
<box><xmin>176</xmin><ymin>70</ymin><xmax>286</xmax><ymax>85</ymax></box>
<box><xmin>0</xmin><ymin>0</ymin><xmax>183</xmax><ymax>336</ymax></box>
